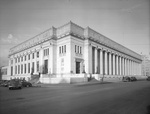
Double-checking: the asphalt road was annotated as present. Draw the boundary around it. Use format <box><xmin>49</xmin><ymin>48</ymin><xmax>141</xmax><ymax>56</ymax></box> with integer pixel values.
<box><xmin>0</xmin><ymin>81</ymin><xmax>150</xmax><ymax>114</ymax></box>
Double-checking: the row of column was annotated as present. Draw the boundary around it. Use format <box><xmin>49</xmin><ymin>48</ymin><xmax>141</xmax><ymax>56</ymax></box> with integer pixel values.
<box><xmin>9</xmin><ymin>51</ymin><xmax>40</xmax><ymax>76</ymax></box>
<box><xmin>92</xmin><ymin>46</ymin><xmax>141</xmax><ymax>76</ymax></box>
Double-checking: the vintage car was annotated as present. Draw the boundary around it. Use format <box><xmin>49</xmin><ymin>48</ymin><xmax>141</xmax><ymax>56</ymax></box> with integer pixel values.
<box><xmin>147</xmin><ymin>76</ymin><xmax>150</xmax><ymax>81</ymax></box>
<box><xmin>8</xmin><ymin>79</ymin><xmax>22</xmax><ymax>90</ymax></box>
<box><xmin>130</xmin><ymin>77</ymin><xmax>137</xmax><ymax>81</ymax></box>
<box><xmin>122</xmin><ymin>76</ymin><xmax>131</xmax><ymax>82</ymax></box>
<box><xmin>21</xmin><ymin>81</ymin><xmax>32</xmax><ymax>87</ymax></box>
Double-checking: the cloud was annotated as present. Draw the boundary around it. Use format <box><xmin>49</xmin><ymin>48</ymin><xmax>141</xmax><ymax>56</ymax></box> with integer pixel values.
<box><xmin>8</xmin><ymin>34</ymin><xmax>13</xmax><ymax>40</ymax></box>
<box><xmin>0</xmin><ymin>34</ymin><xmax>20</xmax><ymax>44</ymax></box>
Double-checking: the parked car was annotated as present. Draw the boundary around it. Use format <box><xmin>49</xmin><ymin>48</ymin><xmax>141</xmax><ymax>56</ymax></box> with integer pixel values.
<box><xmin>21</xmin><ymin>81</ymin><xmax>32</xmax><ymax>87</ymax></box>
<box><xmin>147</xmin><ymin>77</ymin><xmax>150</xmax><ymax>81</ymax></box>
<box><xmin>1</xmin><ymin>80</ymin><xmax>10</xmax><ymax>87</ymax></box>
<box><xmin>122</xmin><ymin>76</ymin><xmax>131</xmax><ymax>82</ymax></box>
<box><xmin>130</xmin><ymin>77</ymin><xmax>137</xmax><ymax>81</ymax></box>
<box><xmin>8</xmin><ymin>79</ymin><xmax>22</xmax><ymax>90</ymax></box>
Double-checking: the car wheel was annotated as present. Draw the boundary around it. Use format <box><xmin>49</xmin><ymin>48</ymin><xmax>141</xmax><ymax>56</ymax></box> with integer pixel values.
<box><xmin>9</xmin><ymin>88</ymin><xmax>11</xmax><ymax>90</ymax></box>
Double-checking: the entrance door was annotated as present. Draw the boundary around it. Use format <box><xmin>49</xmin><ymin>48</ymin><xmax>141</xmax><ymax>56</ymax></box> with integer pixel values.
<box><xmin>76</xmin><ymin>62</ymin><xmax>80</xmax><ymax>74</ymax></box>
<box><xmin>44</xmin><ymin>60</ymin><xmax>48</xmax><ymax>74</ymax></box>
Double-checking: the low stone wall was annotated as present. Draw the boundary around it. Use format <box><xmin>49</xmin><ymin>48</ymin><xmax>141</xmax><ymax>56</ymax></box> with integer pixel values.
<box><xmin>2</xmin><ymin>75</ymin><xmax>10</xmax><ymax>80</ymax></box>
<box><xmin>9</xmin><ymin>75</ymin><xmax>31</xmax><ymax>81</ymax></box>
<box><xmin>40</xmin><ymin>74</ymin><xmax>88</xmax><ymax>84</ymax></box>
<box><xmin>129</xmin><ymin>75</ymin><xmax>148</xmax><ymax>81</ymax></box>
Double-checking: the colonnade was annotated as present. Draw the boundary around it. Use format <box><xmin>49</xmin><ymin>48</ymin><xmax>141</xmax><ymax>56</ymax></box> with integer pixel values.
<box><xmin>91</xmin><ymin>46</ymin><xmax>141</xmax><ymax>76</ymax></box>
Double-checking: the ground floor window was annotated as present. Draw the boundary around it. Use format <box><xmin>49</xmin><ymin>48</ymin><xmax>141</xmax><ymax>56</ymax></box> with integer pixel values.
<box><xmin>15</xmin><ymin>66</ymin><xmax>17</xmax><ymax>74</ymax></box>
<box><xmin>24</xmin><ymin>64</ymin><xmax>26</xmax><ymax>74</ymax></box>
<box><xmin>21</xmin><ymin>64</ymin><xmax>23</xmax><ymax>74</ymax></box>
<box><xmin>28</xmin><ymin>63</ymin><xmax>30</xmax><ymax>73</ymax></box>
<box><xmin>18</xmin><ymin>65</ymin><xmax>20</xmax><ymax>74</ymax></box>
<box><xmin>37</xmin><ymin>61</ymin><xmax>39</xmax><ymax>72</ymax></box>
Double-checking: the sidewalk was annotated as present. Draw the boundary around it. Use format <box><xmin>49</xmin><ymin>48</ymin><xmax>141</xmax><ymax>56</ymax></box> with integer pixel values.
<box><xmin>34</xmin><ymin>79</ymin><xmax>113</xmax><ymax>88</ymax></box>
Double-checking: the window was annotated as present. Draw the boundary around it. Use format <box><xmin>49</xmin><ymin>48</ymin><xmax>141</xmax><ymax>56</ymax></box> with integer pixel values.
<box><xmin>28</xmin><ymin>54</ymin><xmax>30</xmax><ymax>60</ymax></box>
<box><xmin>15</xmin><ymin>58</ymin><xmax>17</xmax><ymax>63</ymax></box>
<box><xmin>32</xmin><ymin>62</ymin><xmax>34</xmax><ymax>71</ymax></box>
<box><xmin>64</xmin><ymin>45</ymin><xmax>66</xmax><ymax>53</ymax></box>
<box><xmin>62</xmin><ymin>46</ymin><xmax>63</xmax><ymax>53</ymax></box>
<box><xmin>32</xmin><ymin>53</ymin><xmax>34</xmax><ymax>59</ymax></box>
<box><xmin>18</xmin><ymin>65</ymin><xmax>20</xmax><ymax>74</ymax></box>
<box><xmin>37</xmin><ymin>52</ymin><xmax>39</xmax><ymax>58</ymax></box>
<box><xmin>80</xmin><ymin>47</ymin><xmax>82</xmax><ymax>54</ymax></box>
<box><xmin>21</xmin><ymin>64</ymin><xmax>23</xmax><ymax>74</ymax></box>
<box><xmin>59</xmin><ymin>45</ymin><xmax>66</xmax><ymax>54</ymax></box>
<box><xmin>75</xmin><ymin>45</ymin><xmax>82</xmax><ymax>54</ymax></box>
<box><xmin>28</xmin><ymin>63</ymin><xmax>30</xmax><ymax>73</ymax></box>
<box><xmin>24</xmin><ymin>64</ymin><xmax>26</xmax><ymax>74</ymax></box>
<box><xmin>21</xmin><ymin>57</ymin><xmax>23</xmax><ymax>62</ymax></box>
<box><xmin>75</xmin><ymin>45</ymin><xmax>77</xmax><ymax>53</ymax></box>
<box><xmin>44</xmin><ymin>48</ymin><xmax>49</xmax><ymax>56</ymax></box>
<box><xmin>15</xmin><ymin>66</ymin><xmax>17</xmax><ymax>74</ymax></box>
<box><xmin>25</xmin><ymin>56</ymin><xmax>26</xmax><ymax>61</ymax></box>
<box><xmin>37</xmin><ymin>61</ymin><xmax>39</xmax><ymax>72</ymax></box>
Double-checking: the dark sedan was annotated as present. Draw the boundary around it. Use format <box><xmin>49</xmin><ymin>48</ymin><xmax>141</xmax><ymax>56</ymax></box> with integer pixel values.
<box><xmin>122</xmin><ymin>76</ymin><xmax>131</xmax><ymax>82</ymax></box>
<box><xmin>130</xmin><ymin>77</ymin><xmax>137</xmax><ymax>81</ymax></box>
<box><xmin>21</xmin><ymin>81</ymin><xmax>32</xmax><ymax>87</ymax></box>
<box><xmin>147</xmin><ymin>77</ymin><xmax>150</xmax><ymax>81</ymax></box>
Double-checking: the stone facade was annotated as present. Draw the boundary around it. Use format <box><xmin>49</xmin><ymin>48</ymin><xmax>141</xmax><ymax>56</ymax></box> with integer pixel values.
<box><xmin>8</xmin><ymin>21</ymin><xmax>142</xmax><ymax>83</ymax></box>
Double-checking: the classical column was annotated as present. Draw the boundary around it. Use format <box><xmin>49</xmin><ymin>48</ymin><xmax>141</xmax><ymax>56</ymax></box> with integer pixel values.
<box><xmin>122</xmin><ymin>57</ymin><xmax>124</xmax><ymax>76</ymax></box>
<box><xmin>128</xmin><ymin>59</ymin><xmax>130</xmax><ymax>75</ymax></box>
<box><xmin>13</xmin><ymin>58</ymin><xmax>15</xmax><ymax>76</ymax></box>
<box><xmin>39</xmin><ymin>47</ymin><xmax>44</xmax><ymax>74</ymax></box>
<box><xmin>127</xmin><ymin>59</ymin><xmax>129</xmax><ymax>75</ymax></box>
<box><xmin>126</xmin><ymin>59</ymin><xmax>128</xmax><ymax>75</ymax></box>
<box><xmin>124</xmin><ymin>58</ymin><xmax>126</xmax><ymax>75</ymax></box>
<box><xmin>119</xmin><ymin>56</ymin><xmax>122</xmax><ymax>75</ymax></box>
<box><xmin>104</xmin><ymin>51</ymin><xmax>108</xmax><ymax>75</ymax></box>
<box><xmin>100</xmin><ymin>49</ymin><xmax>103</xmax><ymax>75</ymax></box>
<box><xmin>113</xmin><ymin>54</ymin><xmax>116</xmax><ymax>75</ymax></box>
<box><xmin>34</xmin><ymin>52</ymin><xmax>37</xmax><ymax>73</ymax></box>
<box><xmin>116</xmin><ymin>55</ymin><xmax>118</xmax><ymax>75</ymax></box>
<box><xmin>95</xmin><ymin>47</ymin><xmax>98</xmax><ymax>74</ymax></box>
<box><xmin>134</xmin><ymin>62</ymin><xmax>136</xmax><ymax>75</ymax></box>
<box><xmin>129</xmin><ymin>59</ymin><xmax>131</xmax><ymax>75</ymax></box>
<box><xmin>109</xmin><ymin>52</ymin><xmax>112</xmax><ymax>75</ymax></box>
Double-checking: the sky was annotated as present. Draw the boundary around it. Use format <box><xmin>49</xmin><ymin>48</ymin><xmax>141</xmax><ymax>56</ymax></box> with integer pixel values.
<box><xmin>0</xmin><ymin>0</ymin><xmax>149</xmax><ymax>67</ymax></box>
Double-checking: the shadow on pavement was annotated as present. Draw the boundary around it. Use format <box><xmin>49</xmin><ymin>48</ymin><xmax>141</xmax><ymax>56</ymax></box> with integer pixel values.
<box><xmin>75</xmin><ymin>82</ymin><xmax>113</xmax><ymax>87</ymax></box>
<box><xmin>147</xmin><ymin>105</ymin><xmax>150</xmax><ymax>114</ymax></box>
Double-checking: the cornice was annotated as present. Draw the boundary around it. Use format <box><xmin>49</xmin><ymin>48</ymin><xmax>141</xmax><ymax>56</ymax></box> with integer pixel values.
<box><xmin>9</xmin><ymin>21</ymin><xmax>141</xmax><ymax>61</ymax></box>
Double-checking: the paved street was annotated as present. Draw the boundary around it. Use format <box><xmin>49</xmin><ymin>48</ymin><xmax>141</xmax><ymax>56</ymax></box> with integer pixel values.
<box><xmin>0</xmin><ymin>81</ymin><xmax>150</xmax><ymax>114</ymax></box>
